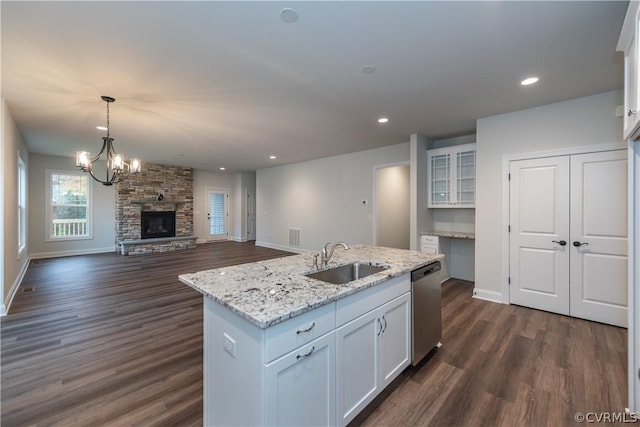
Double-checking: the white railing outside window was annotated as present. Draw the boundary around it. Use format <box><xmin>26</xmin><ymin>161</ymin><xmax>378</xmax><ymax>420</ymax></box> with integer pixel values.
<box><xmin>51</xmin><ymin>219</ymin><xmax>88</xmax><ymax>237</ymax></box>
<box><xmin>46</xmin><ymin>170</ymin><xmax>93</xmax><ymax>241</ymax></box>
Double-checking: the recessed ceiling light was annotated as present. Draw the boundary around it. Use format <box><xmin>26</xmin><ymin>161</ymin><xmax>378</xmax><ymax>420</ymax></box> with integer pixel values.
<box><xmin>521</xmin><ymin>77</ymin><xmax>539</xmax><ymax>86</ymax></box>
<box><xmin>280</xmin><ymin>8</ymin><xmax>299</xmax><ymax>23</ymax></box>
<box><xmin>269</xmin><ymin>155</ymin><xmax>277</xmax><ymax>160</ymax></box>
<box><xmin>96</xmin><ymin>126</ymin><xmax>107</xmax><ymax>131</ymax></box>
<box><xmin>378</xmin><ymin>117</ymin><xmax>389</xmax><ymax>124</ymax></box>
<box><xmin>219</xmin><ymin>167</ymin><xmax>226</xmax><ymax>171</ymax></box>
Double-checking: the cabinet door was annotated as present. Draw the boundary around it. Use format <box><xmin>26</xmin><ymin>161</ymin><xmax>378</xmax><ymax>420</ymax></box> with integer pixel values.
<box><xmin>428</xmin><ymin>151</ymin><xmax>451</xmax><ymax>207</ymax></box>
<box><xmin>336</xmin><ymin>310</ymin><xmax>380</xmax><ymax>427</ymax></box>
<box><xmin>455</xmin><ymin>148</ymin><xmax>476</xmax><ymax>207</ymax></box>
<box><xmin>428</xmin><ymin>144</ymin><xmax>476</xmax><ymax>208</ymax></box>
<box><xmin>379</xmin><ymin>292</ymin><xmax>411</xmax><ymax>388</ymax></box>
<box><xmin>264</xmin><ymin>332</ymin><xmax>336</xmax><ymax>427</ymax></box>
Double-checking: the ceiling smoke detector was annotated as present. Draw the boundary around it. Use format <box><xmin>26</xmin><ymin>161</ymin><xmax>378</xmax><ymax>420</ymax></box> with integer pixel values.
<box><xmin>361</xmin><ymin>65</ymin><xmax>376</xmax><ymax>75</ymax></box>
<box><xmin>280</xmin><ymin>8</ymin><xmax>299</xmax><ymax>23</ymax></box>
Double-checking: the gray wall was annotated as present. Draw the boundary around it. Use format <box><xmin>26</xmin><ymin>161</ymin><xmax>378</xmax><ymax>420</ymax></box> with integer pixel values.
<box><xmin>2</xmin><ymin>99</ymin><xmax>30</xmax><ymax>313</ymax></box>
<box><xmin>474</xmin><ymin>90</ymin><xmax>623</xmax><ymax>298</ymax></box>
<box><xmin>375</xmin><ymin>164</ymin><xmax>410</xmax><ymax>249</ymax></box>
<box><xmin>256</xmin><ymin>143</ymin><xmax>410</xmax><ymax>252</ymax></box>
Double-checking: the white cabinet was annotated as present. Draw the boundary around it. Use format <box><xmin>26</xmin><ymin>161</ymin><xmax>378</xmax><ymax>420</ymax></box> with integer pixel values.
<box><xmin>335</xmin><ymin>275</ymin><xmax>411</xmax><ymax>426</ymax></box>
<box><xmin>427</xmin><ymin>143</ymin><xmax>476</xmax><ymax>208</ymax></box>
<box><xmin>618</xmin><ymin>1</ymin><xmax>640</xmax><ymax>139</ymax></box>
<box><xmin>203</xmin><ymin>299</ymin><xmax>336</xmax><ymax>427</ymax></box>
<box><xmin>203</xmin><ymin>273</ymin><xmax>412</xmax><ymax>427</ymax></box>
<box><xmin>420</xmin><ymin>234</ymin><xmax>440</xmax><ymax>254</ymax></box>
<box><xmin>265</xmin><ymin>332</ymin><xmax>336</xmax><ymax>426</ymax></box>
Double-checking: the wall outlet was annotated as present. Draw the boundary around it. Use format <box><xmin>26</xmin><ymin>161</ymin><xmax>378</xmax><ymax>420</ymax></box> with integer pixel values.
<box><xmin>223</xmin><ymin>333</ymin><xmax>236</xmax><ymax>358</ymax></box>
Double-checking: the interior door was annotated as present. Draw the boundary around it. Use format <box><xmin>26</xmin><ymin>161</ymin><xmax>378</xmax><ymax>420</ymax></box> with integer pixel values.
<box><xmin>509</xmin><ymin>156</ymin><xmax>571</xmax><ymax>315</ymax></box>
<box><xmin>569</xmin><ymin>150</ymin><xmax>628</xmax><ymax>327</ymax></box>
<box><xmin>206</xmin><ymin>188</ymin><xmax>228</xmax><ymax>241</ymax></box>
<box><xmin>246</xmin><ymin>188</ymin><xmax>256</xmax><ymax>241</ymax></box>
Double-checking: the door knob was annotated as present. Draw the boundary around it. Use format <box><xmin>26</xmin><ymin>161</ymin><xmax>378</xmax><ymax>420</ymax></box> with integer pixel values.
<box><xmin>573</xmin><ymin>241</ymin><xmax>589</xmax><ymax>247</ymax></box>
<box><xmin>552</xmin><ymin>240</ymin><xmax>567</xmax><ymax>246</ymax></box>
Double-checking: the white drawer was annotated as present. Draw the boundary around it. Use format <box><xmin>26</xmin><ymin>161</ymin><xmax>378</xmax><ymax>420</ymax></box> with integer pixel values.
<box><xmin>420</xmin><ymin>235</ymin><xmax>439</xmax><ymax>245</ymax></box>
<box><xmin>265</xmin><ymin>302</ymin><xmax>335</xmax><ymax>362</ymax></box>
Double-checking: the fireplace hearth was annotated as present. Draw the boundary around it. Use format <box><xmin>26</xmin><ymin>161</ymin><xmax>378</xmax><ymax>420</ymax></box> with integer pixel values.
<box><xmin>141</xmin><ymin>211</ymin><xmax>176</xmax><ymax>239</ymax></box>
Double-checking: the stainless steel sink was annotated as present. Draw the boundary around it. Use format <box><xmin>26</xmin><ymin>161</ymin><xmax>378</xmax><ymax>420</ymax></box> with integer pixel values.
<box><xmin>305</xmin><ymin>262</ymin><xmax>389</xmax><ymax>284</ymax></box>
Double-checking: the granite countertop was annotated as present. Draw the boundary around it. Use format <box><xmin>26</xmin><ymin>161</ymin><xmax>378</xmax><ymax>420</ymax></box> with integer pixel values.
<box><xmin>422</xmin><ymin>231</ymin><xmax>475</xmax><ymax>239</ymax></box>
<box><xmin>178</xmin><ymin>244</ymin><xmax>443</xmax><ymax>329</ymax></box>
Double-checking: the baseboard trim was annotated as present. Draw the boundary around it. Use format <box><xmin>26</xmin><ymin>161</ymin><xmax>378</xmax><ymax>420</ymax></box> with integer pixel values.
<box><xmin>30</xmin><ymin>246</ymin><xmax>116</xmax><ymax>260</ymax></box>
<box><xmin>254</xmin><ymin>241</ymin><xmax>311</xmax><ymax>254</ymax></box>
<box><xmin>3</xmin><ymin>257</ymin><xmax>30</xmax><ymax>316</ymax></box>
<box><xmin>229</xmin><ymin>236</ymin><xmax>248</xmax><ymax>243</ymax></box>
<box><xmin>472</xmin><ymin>288</ymin><xmax>503</xmax><ymax>304</ymax></box>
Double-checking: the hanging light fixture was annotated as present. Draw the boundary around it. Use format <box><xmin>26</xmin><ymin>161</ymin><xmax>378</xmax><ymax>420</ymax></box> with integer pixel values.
<box><xmin>76</xmin><ymin>96</ymin><xmax>141</xmax><ymax>186</ymax></box>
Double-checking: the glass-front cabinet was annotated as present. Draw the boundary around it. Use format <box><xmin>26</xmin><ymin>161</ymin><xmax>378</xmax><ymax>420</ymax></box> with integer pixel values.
<box><xmin>427</xmin><ymin>143</ymin><xmax>476</xmax><ymax>208</ymax></box>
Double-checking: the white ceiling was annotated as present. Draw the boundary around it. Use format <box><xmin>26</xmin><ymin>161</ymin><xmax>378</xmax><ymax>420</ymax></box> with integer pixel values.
<box><xmin>1</xmin><ymin>1</ymin><xmax>627</xmax><ymax>173</ymax></box>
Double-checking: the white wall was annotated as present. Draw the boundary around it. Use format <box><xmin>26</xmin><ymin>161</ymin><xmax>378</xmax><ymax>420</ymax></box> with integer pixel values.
<box><xmin>231</xmin><ymin>171</ymin><xmax>256</xmax><ymax>241</ymax></box>
<box><xmin>193</xmin><ymin>170</ymin><xmax>255</xmax><ymax>242</ymax></box>
<box><xmin>410</xmin><ymin>134</ymin><xmax>430</xmax><ymax>251</ymax></box>
<box><xmin>193</xmin><ymin>170</ymin><xmax>235</xmax><ymax>243</ymax></box>
<box><xmin>257</xmin><ymin>143</ymin><xmax>410</xmax><ymax>252</ymax></box>
<box><xmin>475</xmin><ymin>90</ymin><xmax>623</xmax><ymax>298</ymax></box>
<box><xmin>28</xmin><ymin>154</ymin><xmax>116</xmax><ymax>257</ymax></box>
<box><xmin>3</xmin><ymin>99</ymin><xmax>31</xmax><ymax>313</ymax></box>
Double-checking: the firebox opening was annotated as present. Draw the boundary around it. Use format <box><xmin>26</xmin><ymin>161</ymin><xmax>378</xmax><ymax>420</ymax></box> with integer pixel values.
<box><xmin>141</xmin><ymin>211</ymin><xmax>176</xmax><ymax>239</ymax></box>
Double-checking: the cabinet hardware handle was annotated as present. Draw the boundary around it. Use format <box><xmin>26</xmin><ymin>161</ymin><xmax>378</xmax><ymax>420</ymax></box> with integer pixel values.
<box><xmin>629</xmin><ymin>109</ymin><xmax>638</xmax><ymax>117</ymax></box>
<box><xmin>296</xmin><ymin>346</ymin><xmax>315</xmax><ymax>359</ymax></box>
<box><xmin>377</xmin><ymin>318</ymin><xmax>383</xmax><ymax>336</ymax></box>
<box><xmin>382</xmin><ymin>315</ymin><xmax>387</xmax><ymax>333</ymax></box>
<box><xmin>573</xmin><ymin>241</ymin><xmax>589</xmax><ymax>247</ymax></box>
<box><xmin>296</xmin><ymin>322</ymin><xmax>315</xmax><ymax>334</ymax></box>
<box><xmin>551</xmin><ymin>240</ymin><xmax>567</xmax><ymax>246</ymax></box>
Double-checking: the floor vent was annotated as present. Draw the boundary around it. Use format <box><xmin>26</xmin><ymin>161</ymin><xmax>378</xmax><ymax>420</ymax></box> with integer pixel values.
<box><xmin>22</xmin><ymin>287</ymin><xmax>34</xmax><ymax>293</ymax></box>
<box><xmin>289</xmin><ymin>227</ymin><xmax>301</xmax><ymax>247</ymax></box>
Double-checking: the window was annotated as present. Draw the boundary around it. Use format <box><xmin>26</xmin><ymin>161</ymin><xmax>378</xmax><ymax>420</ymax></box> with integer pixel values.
<box><xmin>17</xmin><ymin>153</ymin><xmax>26</xmax><ymax>254</ymax></box>
<box><xmin>46</xmin><ymin>170</ymin><xmax>92</xmax><ymax>241</ymax></box>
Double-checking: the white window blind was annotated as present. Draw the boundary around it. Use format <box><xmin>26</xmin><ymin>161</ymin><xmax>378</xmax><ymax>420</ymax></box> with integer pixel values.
<box><xmin>209</xmin><ymin>192</ymin><xmax>226</xmax><ymax>235</ymax></box>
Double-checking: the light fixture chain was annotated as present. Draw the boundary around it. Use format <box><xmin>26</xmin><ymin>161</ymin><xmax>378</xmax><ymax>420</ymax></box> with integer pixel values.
<box><xmin>106</xmin><ymin>99</ymin><xmax>110</xmax><ymax>139</ymax></box>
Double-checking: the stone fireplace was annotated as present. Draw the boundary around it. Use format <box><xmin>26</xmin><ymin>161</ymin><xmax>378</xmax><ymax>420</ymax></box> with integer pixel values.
<box><xmin>115</xmin><ymin>162</ymin><xmax>196</xmax><ymax>256</ymax></box>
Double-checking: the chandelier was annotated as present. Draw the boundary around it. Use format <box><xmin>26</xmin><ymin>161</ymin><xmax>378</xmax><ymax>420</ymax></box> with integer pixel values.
<box><xmin>76</xmin><ymin>96</ymin><xmax>141</xmax><ymax>186</ymax></box>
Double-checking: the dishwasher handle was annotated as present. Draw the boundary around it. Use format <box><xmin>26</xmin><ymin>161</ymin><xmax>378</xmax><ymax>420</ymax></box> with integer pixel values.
<box><xmin>411</xmin><ymin>261</ymin><xmax>441</xmax><ymax>281</ymax></box>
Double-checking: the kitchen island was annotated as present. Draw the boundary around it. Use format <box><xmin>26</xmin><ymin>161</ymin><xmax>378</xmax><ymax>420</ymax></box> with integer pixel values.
<box><xmin>179</xmin><ymin>244</ymin><xmax>442</xmax><ymax>426</ymax></box>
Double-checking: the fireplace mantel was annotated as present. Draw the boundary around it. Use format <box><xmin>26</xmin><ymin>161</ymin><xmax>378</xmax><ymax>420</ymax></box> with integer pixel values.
<box><xmin>130</xmin><ymin>200</ymin><xmax>184</xmax><ymax>206</ymax></box>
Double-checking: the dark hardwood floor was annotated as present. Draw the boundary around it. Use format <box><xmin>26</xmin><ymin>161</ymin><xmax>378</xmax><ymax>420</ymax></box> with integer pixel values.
<box><xmin>356</xmin><ymin>280</ymin><xmax>628</xmax><ymax>427</ymax></box>
<box><xmin>1</xmin><ymin>242</ymin><xmax>628</xmax><ymax>426</ymax></box>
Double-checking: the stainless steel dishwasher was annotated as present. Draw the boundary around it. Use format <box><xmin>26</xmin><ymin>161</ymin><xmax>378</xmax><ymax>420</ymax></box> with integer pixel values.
<box><xmin>411</xmin><ymin>261</ymin><xmax>442</xmax><ymax>366</ymax></box>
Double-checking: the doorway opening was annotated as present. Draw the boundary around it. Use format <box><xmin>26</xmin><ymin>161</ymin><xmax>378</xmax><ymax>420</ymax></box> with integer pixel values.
<box><xmin>374</xmin><ymin>163</ymin><xmax>410</xmax><ymax>249</ymax></box>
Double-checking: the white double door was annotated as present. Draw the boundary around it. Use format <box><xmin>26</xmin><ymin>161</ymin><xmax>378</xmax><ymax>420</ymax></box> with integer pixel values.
<box><xmin>509</xmin><ymin>150</ymin><xmax>628</xmax><ymax>327</ymax></box>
